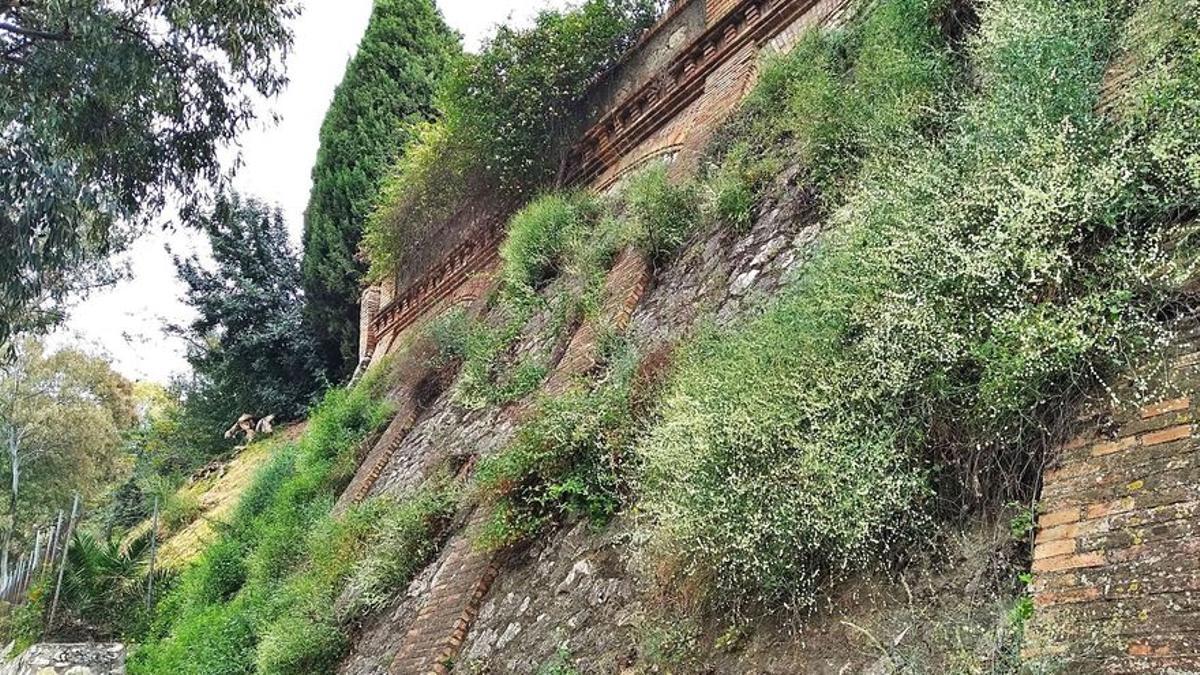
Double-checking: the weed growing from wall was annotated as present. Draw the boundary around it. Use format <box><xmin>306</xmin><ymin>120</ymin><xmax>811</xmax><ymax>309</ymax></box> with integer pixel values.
<box><xmin>472</xmin><ymin>341</ymin><xmax>643</xmax><ymax>550</ymax></box>
<box><xmin>636</xmin><ymin>0</ymin><xmax>1199</xmax><ymax>613</ymax></box>
<box><xmin>447</xmin><ymin>167</ymin><xmax>700</xmax><ymax>411</ymax></box>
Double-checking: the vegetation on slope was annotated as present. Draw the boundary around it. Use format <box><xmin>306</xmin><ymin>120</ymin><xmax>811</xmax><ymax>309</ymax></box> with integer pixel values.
<box><xmin>128</xmin><ymin>363</ymin><xmax>454</xmax><ymax>674</ymax></box>
<box><xmin>638</xmin><ymin>0</ymin><xmax>1200</xmax><ymax>612</ymax></box>
<box><xmin>13</xmin><ymin>0</ymin><xmax>1199</xmax><ymax>670</ymax></box>
<box><xmin>302</xmin><ymin>0</ymin><xmax>460</xmax><ymax>380</ymax></box>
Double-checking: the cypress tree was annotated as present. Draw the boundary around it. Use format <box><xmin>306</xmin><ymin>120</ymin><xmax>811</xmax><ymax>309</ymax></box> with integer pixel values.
<box><xmin>301</xmin><ymin>0</ymin><xmax>460</xmax><ymax>379</ymax></box>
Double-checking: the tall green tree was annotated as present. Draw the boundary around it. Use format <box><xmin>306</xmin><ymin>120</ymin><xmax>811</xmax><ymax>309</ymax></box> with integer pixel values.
<box><xmin>0</xmin><ymin>338</ymin><xmax>135</xmax><ymax>544</ymax></box>
<box><xmin>301</xmin><ymin>0</ymin><xmax>459</xmax><ymax>380</ymax></box>
<box><xmin>0</xmin><ymin>0</ymin><xmax>297</xmax><ymax>348</ymax></box>
<box><xmin>173</xmin><ymin>194</ymin><xmax>326</xmax><ymax>424</ymax></box>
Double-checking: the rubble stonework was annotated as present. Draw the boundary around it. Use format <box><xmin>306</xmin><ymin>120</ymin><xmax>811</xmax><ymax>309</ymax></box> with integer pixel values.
<box><xmin>0</xmin><ymin>644</ymin><xmax>125</xmax><ymax>675</ymax></box>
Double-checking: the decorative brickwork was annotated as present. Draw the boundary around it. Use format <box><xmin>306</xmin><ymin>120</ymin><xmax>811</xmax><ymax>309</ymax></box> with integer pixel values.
<box><xmin>542</xmin><ymin>247</ymin><xmax>652</xmax><ymax>396</ymax></box>
<box><xmin>1027</xmin><ymin>331</ymin><xmax>1200</xmax><ymax>672</ymax></box>
<box><xmin>359</xmin><ymin>0</ymin><xmax>847</xmax><ymax>364</ymax></box>
<box><xmin>371</xmin><ymin>232</ymin><xmax>502</xmax><ymax>354</ymax></box>
<box><xmin>569</xmin><ymin>0</ymin><xmax>828</xmax><ymax>189</ymax></box>
<box><xmin>388</xmin><ymin>515</ymin><xmax>503</xmax><ymax>675</ymax></box>
<box><xmin>708</xmin><ymin>0</ymin><xmax>742</xmax><ymax>24</ymax></box>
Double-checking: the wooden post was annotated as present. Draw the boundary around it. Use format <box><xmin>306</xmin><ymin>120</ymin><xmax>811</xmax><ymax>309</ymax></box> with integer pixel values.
<box><xmin>47</xmin><ymin>493</ymin><xmax>79</xmax><ymax>630</ymax></box>
<box><xmin>145</xmin><ymin>496</ymin><xmax>159</xmax><ymax>610</ymax></box>
<box><xmin>47</xmin><ymin>510</ymin><xmax>63</xmax><ymax>568</ymax></box>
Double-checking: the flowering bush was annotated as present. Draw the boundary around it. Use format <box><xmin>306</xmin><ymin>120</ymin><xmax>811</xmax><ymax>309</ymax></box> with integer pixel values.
<box><xmin>637</xmin><ymin>0</ymin><xmax>1199</xmax><ymax>612</ymax></box>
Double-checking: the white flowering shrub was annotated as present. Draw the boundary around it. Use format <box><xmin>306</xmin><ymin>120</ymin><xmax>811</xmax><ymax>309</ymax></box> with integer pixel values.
<box><xmin>637</xmin><ymin>0</ymin><xmax>1200</xmax><ymax>612</ymax></box>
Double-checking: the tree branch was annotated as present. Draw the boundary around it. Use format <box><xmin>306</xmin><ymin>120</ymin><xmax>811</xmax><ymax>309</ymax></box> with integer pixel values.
<box><xmin>0</xmin><ymin>21</ymin><xmax>70</xmax><ymax>42</ymax></box>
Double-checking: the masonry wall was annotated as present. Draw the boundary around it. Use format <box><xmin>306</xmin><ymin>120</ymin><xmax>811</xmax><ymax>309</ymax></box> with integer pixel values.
<box><xmin>1027</xmin><ymin>326</ymin><xmax>1200</xmax><ymax>673</ymax></box>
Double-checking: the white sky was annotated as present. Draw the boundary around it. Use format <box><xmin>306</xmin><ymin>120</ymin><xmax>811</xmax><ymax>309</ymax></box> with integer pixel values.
<box><xmin>51</xmin><ymin>0</ymin><xmax>569</xmax><ymax>384</ymax></box>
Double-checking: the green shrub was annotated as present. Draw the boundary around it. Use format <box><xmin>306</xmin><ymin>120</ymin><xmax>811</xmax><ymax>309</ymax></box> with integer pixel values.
<box><xmin>425</xmin><ymin>307</ymin><xmax>474</xmax><ymax>366</ymax></box>
<box><xmin>623</xmin><ymin>166</ymin><xmax>701</xmax><ymax>260</ymax></box>
<box><xmin>366</xmin><ymin>1</ymin><xmax>659</xmax><ymax>278</ymax></box>
<box><xmin>342</xmin><ymin>485</ymin><xmax>456</xmax><ymax>617</ymax></box>
<box><xmin>701</xmin><ymin>0</ymin><xmax>953</xmax><ymax>215</ymax></box>
<box><xmin>637</xmin><ymin>0</ymin><xmax>1195</xmax><ymax>612</ymax></box>
<box><xmin>474</xmin><ymin>343</ymin><xmax>640</xmax><ymax>549</ymax></box>
<box><xmin>160</xmin><ymin>490</ymin><xmax>203</xmax><ymax>533</ymax></box>
<box><xmin>130</xmin><ymin>371</ymin><xmax>394</xmax><ymax>674</ymax></box>
<box><xmin>501</xmin><ymin>192</ymin><xmax>600</xmax><ymax>293</ymax></box>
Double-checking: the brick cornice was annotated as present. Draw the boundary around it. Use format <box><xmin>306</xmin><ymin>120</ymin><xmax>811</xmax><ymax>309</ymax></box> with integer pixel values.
<box><xmin>566</xmin><ymin>0</ymin><xmax>817</xmax><ymax>187</ymax></box>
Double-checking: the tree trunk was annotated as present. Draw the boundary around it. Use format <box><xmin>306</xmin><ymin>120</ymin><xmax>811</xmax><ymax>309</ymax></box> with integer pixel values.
<box><xmin>7</xmin><ymin>425</ymin><xmax>19</xmax><ymax>543</ymax></box>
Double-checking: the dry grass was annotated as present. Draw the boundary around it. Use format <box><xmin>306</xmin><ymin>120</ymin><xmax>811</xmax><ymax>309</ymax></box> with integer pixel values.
<box><xmin>128</xmin><ymin>424</ymin><xmax>307</xmax><ymax>570</ymax></box>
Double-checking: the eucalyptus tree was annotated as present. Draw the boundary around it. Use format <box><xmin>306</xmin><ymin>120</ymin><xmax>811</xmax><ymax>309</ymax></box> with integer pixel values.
<box><xmin>0</xmin><ymin>0</ymin><xmax>298</xmax><ymax>348</ymax></box>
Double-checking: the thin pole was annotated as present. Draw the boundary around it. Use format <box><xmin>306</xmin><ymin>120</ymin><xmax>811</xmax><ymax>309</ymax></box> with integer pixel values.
<box><xmin>145</xmin><ymin>496</ymin><xmax>159</xmax><ymax>610</ymax></box>
<box><xmin>47</xmin><ymin>493</ymin><xmax>79</xmax><ymax>630</ymax></box>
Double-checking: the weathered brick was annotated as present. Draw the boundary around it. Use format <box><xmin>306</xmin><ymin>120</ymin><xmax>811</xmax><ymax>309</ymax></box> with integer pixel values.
<box><xmin>1032</xmin><ymin>551</ymin><xmax>1106</xmax><ymax>573</ymax></box>
<box><xmin>1092</xmin><ymin>436</ymin><xmax>1138</xmax><ymax>457</ymax></box>
<box><xmin>1141</xmin><ymin>423</ymin><xmax>1193</xmax><ymax>447</ymax></box>
<box><xmin>1033</xmin><ymin>586</ymin><xmax>1101</xmax><ymax>607</ymax></box>
<box><xmin>1140</xmin><ymin>396</ymin><xmax>1192</xmax><ymax>419</ymax></box>
<box><xmin>1040</xmin><ymin>507</ymin><xmax>1083</xmax><ymax>529</ymax></box>
<box><xmin>1036</xmin><ymin>521</ymin><xmax>1080</xmax><ymax>543</ymax></box>
<box><xmin>1033</xmin><ymin>538</ymin><xmax>1078</xmax><ymax>560</ymax></box>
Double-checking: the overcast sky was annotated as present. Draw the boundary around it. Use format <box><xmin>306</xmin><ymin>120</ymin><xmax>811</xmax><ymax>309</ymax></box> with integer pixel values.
<box><xmin>51</xmin><ymin>0</ymin><xmax>570</xmax><ymax>384</ymax></box>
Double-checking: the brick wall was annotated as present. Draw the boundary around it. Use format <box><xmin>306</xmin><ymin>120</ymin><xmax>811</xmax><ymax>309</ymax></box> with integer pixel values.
<box><xmin>707</xmin><ymin>0</ymin><xmax>741</xmax><ymax>24</ymax></box>
<box><xmin>1027</xmin><ymin>330</ymin><xmax>1200</xmax><ymax>672</ymax></box>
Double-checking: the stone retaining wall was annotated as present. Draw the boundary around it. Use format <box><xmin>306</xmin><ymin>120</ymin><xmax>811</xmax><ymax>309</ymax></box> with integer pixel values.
<box><xmin>0</xmin><ymin>644</ymin><xmax>124</xmax><ymax>675</ymax></box>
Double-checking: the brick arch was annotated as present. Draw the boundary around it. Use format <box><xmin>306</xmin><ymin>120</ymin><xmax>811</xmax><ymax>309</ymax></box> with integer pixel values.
<box><xmin>593</xmin><ymin>143</ymin><xmax>684</xmax><ymax>193</ymax></box>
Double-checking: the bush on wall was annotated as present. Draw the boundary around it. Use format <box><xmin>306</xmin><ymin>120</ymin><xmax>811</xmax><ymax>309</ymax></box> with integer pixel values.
<box><xmin>636</xmin><ymin>0</ymin><xmax>1199</xmax><ymax>612</ymax></box>
<box><xmin>364</xmin><ymin>0</ymin><xmax>661</xmax><ymax>280</ymax></box>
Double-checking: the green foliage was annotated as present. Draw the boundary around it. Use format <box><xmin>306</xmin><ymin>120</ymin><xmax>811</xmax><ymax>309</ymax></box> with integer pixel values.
<box><xmin>537</xmin><ymin>647</ymin><xmax>581</xmax><ymax>675</ymax></box>
<box><xmin>54</xmin><ymin>531</ymin><xmax>175</xmax><ymax>641</ymax></box>
<box><xmin>340</xmin><ymin>485</ymin><xmax>455</xmax><ymax>618</ymax></box>
<box><xmin>440</xmin><ymin>0</ymin><xmax>659</xmax><ymax>196</ymax></box>
<box><xmin>130</xmin><ymin>374</ymin><xmax>392</xmax><ymax>674</ymax></box>
<box><xmin>0</xmin><ymin>338</ymin><xmax>136</xmax><ymax>538</ymax></box>
<box><xmin>160</xmin><ymin>490</ymin><xmax>203</xmax><ymax>534</ymax></box>
<box><xmin>702</xmin><ymin>0</ymin><xmax>953</xmax><ymax>211</ymax></box>
<box><xmin>1</xmin><ymin>578</ymin><xmax>49</xmax><ymax>653</ymax></box>
<box><xmin>0</xmin><ymin>0</ymin><xmax>296</xmax><ymax>345</ymax></box>
<box><xmin>501</xmin><ymin>193</ymin><xmax>600</xmax><ymax>293</ymax></box>
<box><xmin>637</xmin><ymin>0</ymin><xmax>1199</xmax><ymax>612</ymax></box>
<box><xmin>1008</xmin><ymin>503</ymin><xmax>1037</xmax><ymax>541</ymax></box>
<box><xmin>173</xmin><ymin>193</ymin><xmax>327</xmax><ymax>422</ymax></box>
<box><xmin>365</xmin><ymin>0</ymin><xmax>659</xmax><ymax>278</ymax></box>
<box><xmin>449</xmin><ymin>165</ymin><xmax>699</xmax><ymax>412</ymax></box>
<box><xmin>474</xmin><ymin>343</ymin><xmax>640</xmax><ymax>549</ymax></box>
<box><xmin>131</xmin><ymin>365</ymin><xmax>454</xmax><ymax>674</ymax></box>
<box><xmin>621</xmin><ymin>166</ymin><xmax>702</xmax><ymax>261</ymax></box>
<box><xmin>302</xmin><ymin>0</ymin><xmax>460</xmax><ymax>380</ymax></box>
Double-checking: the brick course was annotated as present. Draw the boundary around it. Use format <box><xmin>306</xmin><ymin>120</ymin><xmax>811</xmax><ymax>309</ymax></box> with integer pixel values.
<box><xmin>1027</xmin><ymin>343</ymin><xmax>1200</xmax><ymax>672</ymax></box>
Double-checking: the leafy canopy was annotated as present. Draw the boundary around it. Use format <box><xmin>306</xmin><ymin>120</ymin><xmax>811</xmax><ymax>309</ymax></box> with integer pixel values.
<box><xmin>0</xmin><ymin>0</ymin><xmax>296</xmax><ymax>346</ymax></box>
<box><xmin>173</xmin><ymin>194</ymin><xmax>326</xmax><ymax>423</ymax></box>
